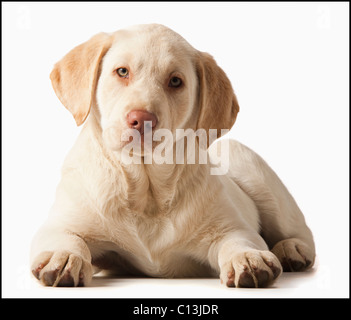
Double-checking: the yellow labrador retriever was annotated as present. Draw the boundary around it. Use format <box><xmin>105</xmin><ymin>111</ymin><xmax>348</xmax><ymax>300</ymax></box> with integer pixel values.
<box><xmin>31</xmin><ymin>24</ymin><xmax>315</xmax><ymax>287</ymax></box>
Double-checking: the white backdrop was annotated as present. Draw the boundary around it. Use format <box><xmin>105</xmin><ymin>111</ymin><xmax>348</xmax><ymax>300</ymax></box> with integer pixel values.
<box><xmin>2</xmin><ymin>2</ymin><xmax>349</xmax><ymax>298</ymax></box>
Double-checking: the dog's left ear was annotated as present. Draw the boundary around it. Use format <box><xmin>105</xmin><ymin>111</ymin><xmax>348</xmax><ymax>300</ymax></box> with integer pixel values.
<box><xmin>196</xmin><ymin>52</ymin><xmax>239</xmax><ymax>140</ymax></box>
<box><xmin>50</xmin><ymin>33</ymin><xmax>113</xmax><ymax>126</ymax></box>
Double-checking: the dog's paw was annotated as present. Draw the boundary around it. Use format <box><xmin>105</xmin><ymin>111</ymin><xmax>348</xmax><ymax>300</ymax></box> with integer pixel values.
<box><xmin>271</xmin><ymin>238</ymin><xmax>314</xmax><ymax>272</ymax></box>
<box><xmin>31</xmin><ymin>251</ymin><xmax>93</xmax><ymax>287</ymax></box>
<box><xmin>220</xmin><ymin>250</ymin><xmax>282</xmax><ymax>288</ymax></box>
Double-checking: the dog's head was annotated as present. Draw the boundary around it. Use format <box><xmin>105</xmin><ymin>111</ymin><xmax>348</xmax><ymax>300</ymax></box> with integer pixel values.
<box><xmin>50</xmin><ymin>24</ymin><xmax>239</xmax><ymax>154</ymax></box>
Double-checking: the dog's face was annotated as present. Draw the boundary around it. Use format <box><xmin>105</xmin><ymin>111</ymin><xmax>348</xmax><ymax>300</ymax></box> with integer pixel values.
<box><xmin>97</xmin><ymin>25</ymin><xmax>198</xmax><ymax>151</ymax></box>
<box><xmin>50</xmin><ymin>24</ymin><xmax>239</xmax><ymax>154</ymax></box>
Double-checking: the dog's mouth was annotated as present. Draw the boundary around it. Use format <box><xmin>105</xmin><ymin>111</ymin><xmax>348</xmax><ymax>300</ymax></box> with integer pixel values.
<box><xmin>103</xmin><ymin>122</ymin><xmax>171</xmax><ymax>155</ymax></box>
<box><xmin>120</xmin><ymin>124</ymin><xmax>158</xmax><ymax>147</ymax></box>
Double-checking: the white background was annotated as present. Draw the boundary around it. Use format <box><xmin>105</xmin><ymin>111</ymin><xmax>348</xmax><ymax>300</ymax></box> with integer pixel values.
<box><xmin>2</xmin><ymin>2</ymin><xmax>349</xmax><ymax>298</ymax></box>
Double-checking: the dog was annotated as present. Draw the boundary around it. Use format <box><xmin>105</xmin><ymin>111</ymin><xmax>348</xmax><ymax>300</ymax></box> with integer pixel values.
<box><xmin>30</xmin><ymin>24</ymin><xmax>315</xmax><ymax>288</ymax></box>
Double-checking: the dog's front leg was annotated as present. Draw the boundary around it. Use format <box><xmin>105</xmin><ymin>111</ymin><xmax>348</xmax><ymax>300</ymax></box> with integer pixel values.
<box><xmin>210</xmin><ymin>230</ymin><xmax>282</xmax><ymax>288</ymax></box>
<box><xmin>30</xmin><ymin>223</ymin><xmax>93</xmax><ymax>287</ymax></box>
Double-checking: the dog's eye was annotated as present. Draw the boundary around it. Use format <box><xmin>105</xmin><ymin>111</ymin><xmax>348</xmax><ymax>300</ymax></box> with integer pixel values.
<box><xmin>116</xmin><ymin>68</ymin><xmax>129</xmax><ymax>78</ymax></box>
<box><xmin>169</xmin><ymin>77</ymin><xmax>182</xmax><ymax>88</ymax></box>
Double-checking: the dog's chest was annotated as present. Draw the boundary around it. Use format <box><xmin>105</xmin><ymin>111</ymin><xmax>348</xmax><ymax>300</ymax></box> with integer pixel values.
<box><xmin>127</xmin><ymin>216</ymin><xmax>177</xmax><ymax>273</ymax></box>
<box><xmin>112</xmin><ymin>213</ymin><xmax>204</xmax><ymax>277</ymax></box>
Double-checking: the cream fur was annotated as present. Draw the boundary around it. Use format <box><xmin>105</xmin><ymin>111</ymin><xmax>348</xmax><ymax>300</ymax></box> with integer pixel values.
<box><xmin>30</xmin><ymin>24</ymin><xmax>315</xmax><ymax>288</ymax></box>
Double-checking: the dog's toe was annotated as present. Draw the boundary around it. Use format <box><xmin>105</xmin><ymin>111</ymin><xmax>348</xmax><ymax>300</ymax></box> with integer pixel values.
<box><xmin>271</xmin><ymin>238</ymin><xmax>315</xmax><ymax>272</ymax></box>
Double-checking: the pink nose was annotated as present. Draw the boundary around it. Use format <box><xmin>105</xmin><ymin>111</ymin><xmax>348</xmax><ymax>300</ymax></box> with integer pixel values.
<box><xmin>127</xmin><ymin>110</ymin><xmax>158</xmax><ymax>134</ymax></box>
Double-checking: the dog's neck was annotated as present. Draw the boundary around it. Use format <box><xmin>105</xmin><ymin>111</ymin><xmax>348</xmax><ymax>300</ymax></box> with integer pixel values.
<box><xmin>88</xmin><ymin>112</ymin><xmax>212</xmax><ymax>216</ymax></box>
<box><xmin>118</xmin><ymin>146</ymin><xmax>210</xmax><ymax>216</ymax></box>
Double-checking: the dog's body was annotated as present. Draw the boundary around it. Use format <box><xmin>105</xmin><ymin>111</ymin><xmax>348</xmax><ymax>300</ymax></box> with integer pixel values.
<box><xmin>31</xmin><ymin>24</ymin><xmax>315</xmax><ymax>287</ymax></box>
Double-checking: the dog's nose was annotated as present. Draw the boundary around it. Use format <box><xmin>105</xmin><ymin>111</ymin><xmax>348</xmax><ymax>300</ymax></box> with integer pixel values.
<box><xmin>127</xmin><ymin>110</ymin><xmax>158</xmax><ymax>134</ymax></box>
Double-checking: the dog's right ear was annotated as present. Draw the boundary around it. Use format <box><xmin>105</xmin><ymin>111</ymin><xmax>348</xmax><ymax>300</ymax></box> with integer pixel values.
<box><xmin>50</xmin><ymin>33</ymin><xmax>113</xmax><ymax>126</ymax></box>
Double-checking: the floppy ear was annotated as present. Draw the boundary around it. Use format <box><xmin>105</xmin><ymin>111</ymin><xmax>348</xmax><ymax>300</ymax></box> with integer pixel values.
<box><xmin>50</xmin><ymin>33</ymin><xmax>113</xmax><ymax>126</ymax></box>
<box><xmin>196</xmin><ymin>52</ymin><xmax>240</xmax><ymax>138</ymax></box>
